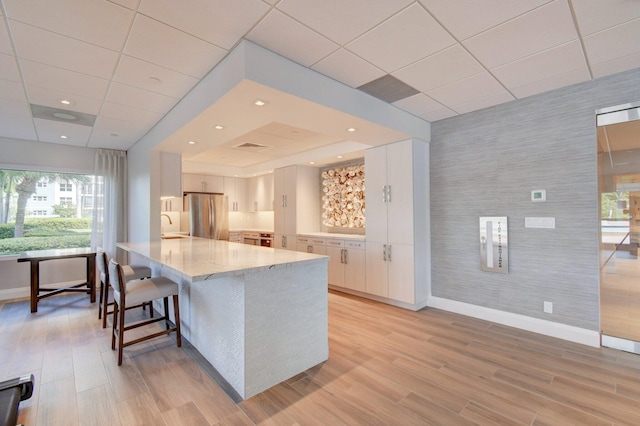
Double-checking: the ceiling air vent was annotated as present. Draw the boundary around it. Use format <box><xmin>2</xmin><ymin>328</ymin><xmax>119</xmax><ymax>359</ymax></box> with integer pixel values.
<box><xmin>357</xmin><ymin>74</ymin><xmax>420</xmax><ymax>104</ymax></box>
<box><xmin>232</xmin><ymin>142</ymin><xmax>270</xmax><ymax>152</ymax></box>
<box><xmin>30</xmin><ymin>104</ymin><xmax>97</xmax><ymax>127</ymax></box>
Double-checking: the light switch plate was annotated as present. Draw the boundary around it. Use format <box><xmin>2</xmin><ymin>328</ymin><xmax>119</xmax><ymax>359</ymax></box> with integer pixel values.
<box><xmin>525</xmin><ymin>217</ymin><xmax>555</xmax><ymax>228</ymax></box>
<box><xmin>531</xmin><ymin>189</ymin><xmax>546</xmax><ymax>202</ymax></box>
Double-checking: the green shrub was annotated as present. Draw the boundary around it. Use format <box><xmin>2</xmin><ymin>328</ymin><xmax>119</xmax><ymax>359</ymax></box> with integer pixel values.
<box><xmin>0</xmin><ymin>235</ymin><xmax>91</xmax><ymax>255</ymax></box>
<box><xmin>0</xmin><ymin>218</ymin><xmax>92</xmax><ymax>239</ymax></box>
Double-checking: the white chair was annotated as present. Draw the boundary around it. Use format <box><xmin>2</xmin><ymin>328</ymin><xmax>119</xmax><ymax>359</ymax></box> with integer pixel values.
<box><xmin>97</xmin><ymin>248</ymin><xmax>152</xmax><ymax>329</ymax></box>
<box><xmin>109</xmin><ymin>259</ymin><xmax>182</xmax><ymax>365</ymax></box>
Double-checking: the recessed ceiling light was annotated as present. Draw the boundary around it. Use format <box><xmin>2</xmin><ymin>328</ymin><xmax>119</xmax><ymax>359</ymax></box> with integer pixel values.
<box><xmin>149</xmin><ymin>76</ymin><xmax>162</xmax><ymax>85</ymax></box>
<box><xmin>309</xmin><ymin>161</ymin><xmax>315</xmax><ymax>165</ymax></box>
<box><xmin>188</xmin><ymin>140</ymin><xmax>197</xmax><ymax>145</ymax></box>
<box><xmin>347</xmin><ymin>127</ymin><xmax>357</xmax><ymax>132</ymax></box>
<box><xmin>60</xmin><ymin>135</ymin><xmax>68</xmax><ymax>139</ymax></box>
<box><xmin>59</xmin><ymin>99</ymin><xmax>72</xmax><ymax>105</ymax></box>
<box><xmin>253</xmin><ymin>99</ymin><xmax>268</xmax><ymax>106</ymax></box>
<box><xmin>337</xmin><ymin>155</ymin><xmax>343</xmax><ymax>159</ymax></box>
<box><xmin>214</xmin><ymin>125</ymin><xmax>224</xmax><ymax>130</ymax></box>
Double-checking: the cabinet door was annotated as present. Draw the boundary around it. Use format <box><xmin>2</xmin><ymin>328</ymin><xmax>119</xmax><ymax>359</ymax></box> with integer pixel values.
<box><xmin>223</xmin><ymin>177</ymin><xmax>246</xmax><ymax>212</ymax></box>
<box><xmin>365</xmin><ymin>241</ymin><xmax>388</xmax><ymax>298</ymax></box>
<box><xmin>364</xmin><ymin>146</ymin><xmax>387</xmax><ymax>244</ymax></box>
<box><xmin>344</xmin><ymin>245</ymin><xmax>366</xmax><ymax>293</ymax></box>
<box><xmin>387</xmin><ymin>243</ymin><xmax>415</xmax><ymax>304</ymax></box>
<box><xmin>183</xmin><ymin>173</ymin><xmax>204</xmax><ymax>192</ymax></box>
<box><xmin>283</xmin><ymin>167</ymin><xmax>297</xmax><ymax>235</ymax></box>
<box><xmin>203</xmin><ymin>175</ymin><xmax>224</xmax><ymax>193</ymax></box>
<box><xmin>159</xmin><ymin>152</ymin><xmax>182</xmax><ymax>199</ymax></box>
<box><xmin>327</xmin><ymin>246</ymin><xmax>345</xmax><ymax>287</ymax></box>
<box><xmin>387</xmin><ymin>141</ymin><xmax>414</xmax><ymax>245</ymax></box>
<box><xmin>273</xmin><ymin>169</ymin><xmax>287</xmax><ymax>234</ymax></box>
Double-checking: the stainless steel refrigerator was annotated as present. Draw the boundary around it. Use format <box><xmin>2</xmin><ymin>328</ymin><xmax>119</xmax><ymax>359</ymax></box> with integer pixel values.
<box><xmin>184</xmin><ymin>192</ymin><xmax>229</xmax><ymax>240</ymax></box>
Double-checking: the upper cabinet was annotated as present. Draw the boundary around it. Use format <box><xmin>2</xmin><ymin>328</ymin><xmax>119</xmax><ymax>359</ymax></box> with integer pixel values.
<box><xmin>183</xmin><ymin>173</ymin><xmax>223</xmax><ymax>193</ymax></box>
<box><xmin>223</xmin><ymin>177</ymin><xmax>246</xmax><ymax>212</ymax></box>
<box><xmin>160</xmin><ymin>152</ymin><xmax>183</xmax><ymax>211</ymax></box>
<box><xmin>274</xmin><ymin>165</ymin><xmax>319</xmax><ymax>245</ymax></box>
<box><xmin>246</xmin><ymin>174</ymin><xmax>274</xmax><ymax>212</ymax></box>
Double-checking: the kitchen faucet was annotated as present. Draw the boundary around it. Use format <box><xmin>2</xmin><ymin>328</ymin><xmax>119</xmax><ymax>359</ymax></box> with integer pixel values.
<box><xmin>161</xmin><ymin>213</ymin><xmax>173</xmax><ymax>224</ymax></box>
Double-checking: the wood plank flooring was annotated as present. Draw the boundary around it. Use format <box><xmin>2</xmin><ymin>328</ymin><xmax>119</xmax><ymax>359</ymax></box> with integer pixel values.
<box><xmin>2</xmin><ymin>289</ymin><xmax>640</xmax><ymax>425</ymax></box>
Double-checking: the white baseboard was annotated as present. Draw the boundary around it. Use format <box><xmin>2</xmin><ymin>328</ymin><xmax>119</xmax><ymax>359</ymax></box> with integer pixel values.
<box><xmin>0</xmin><ymin>287</ymin><xmax>29</xmax><ymax>301</ymax></box>
<box><xmin>428</xmin><ymin>296</ymin><xmax>600</xmax><ymax>348</ymax></box>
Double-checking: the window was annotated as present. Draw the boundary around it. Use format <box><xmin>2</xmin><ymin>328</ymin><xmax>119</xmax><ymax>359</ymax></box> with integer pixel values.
<box><xmin>0</xmin><ymin>169</ymin><xmax>94</xmax><ymax>255</ymax></box>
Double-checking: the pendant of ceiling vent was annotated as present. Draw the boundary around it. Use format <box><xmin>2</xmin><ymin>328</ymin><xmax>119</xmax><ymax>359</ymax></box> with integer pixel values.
<box><xmin>357</xmin><ymin>74</ymin><xmax>419</xmax><ymax>104</ymax></box>
<box><xmin>233</xmin><ymin>142</ymin><xmax>271</xmax><ymax>152</ymax></box>
<box><xmin>30</xmin><ymin>104</ymin><xmax>97</xmax><ymax>127</ymax></box>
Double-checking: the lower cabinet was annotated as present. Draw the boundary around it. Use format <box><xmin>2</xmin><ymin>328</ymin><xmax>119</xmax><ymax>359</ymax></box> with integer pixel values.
<box><xmin>365</xmin><ymin>242</ymin><xmax>414</xmax><ymax>303</ymax></box>
<box><xmin>274</xmin><ymin>234</ymin><xmax>296</xmax><ymax>251</ymax></box>
<box><xmin>296</xmin><ymin>236</ymin><xmax>327</xmax><ymax>255</ymax></box>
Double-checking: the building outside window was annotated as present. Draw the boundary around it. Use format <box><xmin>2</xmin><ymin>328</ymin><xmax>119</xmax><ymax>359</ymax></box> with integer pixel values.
<box><xmin>32</xmin><ymin>195</ymin><xmax>47</xmax><ymax>202</ymax></box>
<box><xmin>59</xmin><ymin>182</ymin><xmax>73</xmax><ymax>191</ymax></box>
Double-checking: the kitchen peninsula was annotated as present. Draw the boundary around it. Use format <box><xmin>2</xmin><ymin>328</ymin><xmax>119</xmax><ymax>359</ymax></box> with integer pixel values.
<box><xmin>117</xmin><ymin>237</ymin><xmax>328</xmax><ymax>400</ymax></box>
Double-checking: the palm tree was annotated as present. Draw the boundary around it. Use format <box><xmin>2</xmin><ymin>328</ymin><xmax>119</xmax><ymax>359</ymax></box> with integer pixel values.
<box><xmin>0</xmin><ymin>170</ymin><xmax>18</xmax><ymax>223</ymax></box>
<box><xmin>13</xmin><ymin>171</ymin><xmax>90</xmax><ymax>237</ymax></box>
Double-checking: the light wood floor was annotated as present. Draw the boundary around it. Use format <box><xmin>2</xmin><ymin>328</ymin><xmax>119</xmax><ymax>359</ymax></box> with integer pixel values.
<box><xmin>3</xmin><ymin>290</ymin><xmax>640</xmax><ymax>425</ymax></box>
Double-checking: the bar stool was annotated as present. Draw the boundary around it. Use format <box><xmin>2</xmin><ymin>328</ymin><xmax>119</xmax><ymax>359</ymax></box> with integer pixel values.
<box><xmin>109</xmin><ymin>259</ymin><xmax>182</xmax><ymax>365</ymax></box>
<box><xmin>97</xmin><ymin>247</ymin><xmax>152</xmax><ymax>329</ymax></box>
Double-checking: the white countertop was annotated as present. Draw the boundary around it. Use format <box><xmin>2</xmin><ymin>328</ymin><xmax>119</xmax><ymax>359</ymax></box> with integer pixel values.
<box><xmin>297</xmin><ymin>232</ymin><xmax>365</xmax><ymax>241</ymax></box>
<box><xmin>117</xmin><ymin>237</ymin><xmax>327</xmax><ymax>282</ymax></box>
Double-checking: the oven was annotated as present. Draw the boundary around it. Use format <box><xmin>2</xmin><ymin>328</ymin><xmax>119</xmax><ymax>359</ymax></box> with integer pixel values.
<box><xmin>260</xmin><ymin>233</ymin><xmax>273</xmax><ymax>247</ymax></box>
<box><xmin>243</xmin><ymin>231</ymin><xmax>260</xmax><ymax>245</ymax></box>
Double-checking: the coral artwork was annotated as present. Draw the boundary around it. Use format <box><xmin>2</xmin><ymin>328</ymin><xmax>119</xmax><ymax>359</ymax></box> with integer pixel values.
<box><xmin>321</xmin><ymin>163</ymin><xmax>365</xmax><ymax>229</ymax></box>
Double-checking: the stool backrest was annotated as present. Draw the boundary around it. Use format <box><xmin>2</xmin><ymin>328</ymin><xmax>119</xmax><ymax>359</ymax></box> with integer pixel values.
<box><xmin>96</xmin><ymin>247</ymin><xmax>108</xmax><ymax>285</ymax></box>
<box><xmin>108</xmin><ymin>259</ymin><xmax>123</xmax><ymax>293</ymax></box>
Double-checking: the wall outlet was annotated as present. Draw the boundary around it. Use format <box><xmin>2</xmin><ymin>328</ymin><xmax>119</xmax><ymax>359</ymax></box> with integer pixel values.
<box><xmin>543</xmin><ymin>301</ymin><xmax>553</xmax><ymax>314</ymax></box>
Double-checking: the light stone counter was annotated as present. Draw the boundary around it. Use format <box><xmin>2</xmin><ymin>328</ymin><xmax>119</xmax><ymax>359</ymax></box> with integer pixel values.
<box><xmin>117</xmin><ymin>237</ymin><xmax>329</xmax><ymax>400</ymax></box>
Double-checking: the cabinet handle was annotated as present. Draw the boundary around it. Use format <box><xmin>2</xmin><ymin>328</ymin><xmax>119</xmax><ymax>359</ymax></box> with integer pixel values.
<box><xmin>307</xmin><ymin>245</ymin><xmax>312</xmax><ymax>253</ymax></box>
<box><xmin>284</xmin><ymin>195</ymin><xmax>288</xmax><ymax>208</ymax></box>
<box><xmin>387</xmin><ymin>185</ymin><xmax>391</xmax><ymax>203</ymax></box>
<box><xmin>282</xmin><ymin>236</ymin><xmax>286</xmax><ymax>247</ymax></box>
<box><xmin>254</xmin><ymin>201</ymin><xmax>258</xmax><ymax>212</ymax></box>
<box><xmin>388</xmin><ymin>245</ymin><xmax>392</xmax><ymax>262</ymax></box>
<box><xmin>344</xmin><ymin>249</ymin><xmax>348</xmax><ymax>264</ymax></box>
<box><xmin>383</xmin><ymin>244</ymin><xmax>387</xmax><ymax>261</ymax></box>
<box><xmin>382</xmin><ymin>186</ymin><xmax>386</xmax><ymax>203</ymax></box>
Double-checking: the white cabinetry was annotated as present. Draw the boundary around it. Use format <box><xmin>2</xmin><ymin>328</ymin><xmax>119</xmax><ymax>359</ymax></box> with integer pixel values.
<box><xmin>223</xmin><ymin>177</ymin><xmax>246</xmax><ymax>212</ymax></box>
<box><xmin>160</xmin><ymin>152</ymin><xmax>183</xmax><ymax>211</ymax></box>
<box><xmin>364</xmin><ymin>139</ymin><xmax>429</xmax><ymax>310</ymax></box>
<box><xmin>327</xmin><ymin>239</ymin><xmax>365</xmax><ymax>292</ymax></box>
<box><xmin>183</xmin><ymin>173</ymin><xmax>224</xmax><ymax>193</ymax></box>
<box><xmin>296</xmin><ymin>236</ymin><xmax>327</xmax><ymax>255</ymax></box>
<box><xmin>246</xmin><ymin>174</ymin><xmax>273</xmax><ymax>211</ymax></box>
<box><xmin>274</xmin><ymin>166</ymin><xmax>319</xmax><ymax>250</ymax></box>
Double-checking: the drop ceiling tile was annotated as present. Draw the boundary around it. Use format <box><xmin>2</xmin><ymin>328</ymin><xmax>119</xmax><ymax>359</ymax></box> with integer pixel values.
<box><xmin>591</xmin><ymin>52</ymin><xmax>640</xmax><ymax>79</ymax></box>
<box><xmin>572</xmin><ymin>0</ymin><xmax>640</xmax><ymax>36</ymax></box>
<box><xmin>0</xmin><ymin>99</ymin><xmax>37</xmax><ymax>140</ymax></box>
<box><xmin>393</xmin><ymin>93</ymin><xmax>451</xmax><ymax>121</ymax></box>
<box><xmin>427</xmin><ymin>72</ymin><xmax>506</xmax><ymax>107</ymax></box>
<box><xmin>0</xmin><ymin>80</ymin><xmax>27</xmax><ymax>102</ymax></box>
<box><xmin>33</xmin><ymin>117</ymin><xmax>92</xmax><ymax>146</ymax></box>
<box><xmin>100</xmin><ymin>102</ymin><xmax>163</xmax><ymax>128</ymax></box>
<box><xmin>89</xmin><ymin>116</ymin><xmax>150</xmax><ymax>149</ymax></box>
<box><xmin>25</xmin><ymin>87</ymin><xmax>101</xmax><ymax>115</ymax></box>
<box><xmin>510</xmin><ymin>68</ymin><xmax>590</xmax><ymax>99</ymax></box>
<box><xmin>419</xmin><ymin>0</ymin><xmax>551</xmax><ymax>41</ymax></box>
<box><xmin>0</xmin><ymin>53</ymin><xmax>21</xmax><ymax>82</ymax></box>
<box><xmin>113</xmin><ymin>55</ymin><xmax>199</xmax><ymax>98</ymax></box>
<box><xmin>106</xmin><ymin>82</ymin><xmax>178</xmax><ymax>114</ymax></box>
<box><xmin>20</xmin><ymin>59</ymin><xmax>109</xmax><ymax>100</ymax></box>
<box><xmin>311</xmin><ymin>48</ymin><xmax>385</xmax><ymax>88</ymax></box>
<box><xmin>463</xmin><ymin>0</ymin><xmax>577</xmax><ymax>68</ymax></box>
<box><xmin>393</xmin><ymin>44</ymin><xmax>484</xmax><ymax>93</ymax></box>
<box><xmin>9</xmin><ymin>21</ymin><xmax>119</xmax><ymax>80</ymax></box>
<box><xmin>3</xmin><ymin>0</ymin><xmax>134</xmax><ymax>51</ymax></box>
<box><xmin>583</xmin><ymin>18</ymin><xmax>640</xmax><ymax>65</ymax></box>
<box><xmin>139</xmin><ymin>0</ymin><xmax>270</xmax><ymax>50</ymax></box>
<box><xmin>277</xmin><ymin>0</ymin><xmax>412</xmax><ymax>45</ymax></box>
<box><xmin>492</xmin><ymin>40</ymin><xmax>587</xmax><ymax>89</ymax></box>
<box><xmin>124</xmin><ymin>14</ymin><xmax>227</xmax><ymax>79</ymax></box>
<box><xmin>247</xmin><ymin>9</ymin><xmax>339</xmax><ymax>67</ymax></box>
<box><xmin>346</xmin><ymin>3</ymin><xmax>456</xmax><ymax>72</ymax></box>
<box><xmin>451</xmin><ymin>91</ymin><xmax>515</xmax><ymax>115</ymax></box>
<box><xmin>0</xmin><ymin>20</ymin><xmax>13</xmax><ymax>55</ymax></box>
<box><xmin>107</xmin><ymin>0</ymin><xmax>140</xmax><ymax>10</ymax></box>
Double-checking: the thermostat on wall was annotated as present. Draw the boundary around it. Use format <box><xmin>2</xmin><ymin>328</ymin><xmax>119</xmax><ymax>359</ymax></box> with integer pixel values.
<box><xmin>531</xmin><ymin>189</ymin><xmax>546</xmax><ymax>202</ymax></box>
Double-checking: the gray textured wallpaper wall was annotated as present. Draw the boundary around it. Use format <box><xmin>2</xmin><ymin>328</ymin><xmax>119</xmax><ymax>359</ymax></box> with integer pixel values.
<box><xmin>430</xmin><ymin>68</ymin><xmax>640</xmax><ymax>331</ymax></box>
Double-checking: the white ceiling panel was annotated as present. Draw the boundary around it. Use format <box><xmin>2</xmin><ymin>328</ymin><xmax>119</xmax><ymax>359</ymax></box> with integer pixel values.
<box><xmin>463</xmin><ymin>0</ymin><xmax>578</xmax><ymax>69</ymax></box>
<box><xmin>139</xmin><ymin>0</ymin><xmax>270</xmax><ymax>50</ymax></box>
<box><xmin>393</xmin><ymin>93</ymin><xmax>450</xmax><ymax>120</ymax></box>
<box><xmin>3</xmin><ymin>0</ymin><xmax>134</xmax><ymax>51</ymax></box>
<box><xmin>451</xmin><ymin>90</ymin><xmax>515</xmax><ymax>115</ymax></box>
<box><xmin>311</xmin><ymin>48</ymin><xmax>385</xmax><ymax>88</ymax></box>
<box><xmin>25</xmin><ymin>86</ymin><xmax>103</xmax><ymax>115</ymax></box>
<box><xmin>20</xmin><ymin>60</ymin><xmax>109</xmax><ymax>100</ymax></box>
<box><xmin>105</xmin><ymin>82</ymin><xmax>178</xmax><ymax>114</ymax></box>
<box><xmin>510</xmin><ymin>67</ymin><xmax>590</xmax><ymax>99</ymax></box>
<box><xmin>108</xmin><ymin>0</ymin><xmax>141</xmax><ymax>10</ymax></box>
<box><xmin>346</xmin><ymin>3</ymin><xmax>456</xmax><ymax>73</ymax></box>
<box><xmin>124</xmin><ymin>14</ymin><xmax>227</xmax><ymax>78</ymax></box>
<box><xmin>277</xmin><ymin>0</ymin><xmax>412</xmax><ymax>45</ymax></box>
<box><xmin>8</xmin><ymin>21</ymin><xmax>120</xmax><ymax>80</ymax></box>
<box><xmin>247</xmin><ymin>9</ymin><xmax>339</xmax><ymax>67</ymax></box>
<box><xmin>113</xmin><ymin>55</ymin><xmax>199</xmax><ymax>98</ymax></box>
<box><xmin>419</xmin><ymin>0</ymin><xmax>552</xmax><ymax>41</ymax></box>
<box><xmin>0</xmin><ymin>80</ymin><xmax>26</xmax><ymax>102</ymax></box>
<box><xmin>492</xmin><ymin>40</ymin><xmax>587</xmax><ymax>89</ymax></box>
<box><xmin>427</xmin><ymin>72</ymin><xmax>506</xmax><ymax>107</ymax></box>
<box><xmin>0</xmin><ymin>20</ymin><xmax>13</xmax><ymax>55</ymax></box>
<box><xmin>33</xmin><ymin>118</ymin><xmax>92</xmax><ymax>146</ymax></box>
<box><xmin>0</xmin><ymin>99</ymin><xmax>37</xmax><ymax>140</ymax></box>
<box><xmin>393</xmin><ymin>45</ymin><xmax>484</xmax><ymax>93</ymax></box>
<box><xmin>572</xmin><ymin>0</ymin><xmax>640</xmax><ymax>36</ymax></box>
<box><xmin>99</xmin><ymin>102</ymin><xmax>163</xmax><ymax>128</ymax></box>
<box><xmin>583</xmin><ymin>18</ymin><xmax>640</xmax><ymax>65</ymax></box>
<box><xmin>88</xmin><ymin>116</ymin><xmax>150</xmax><ymax>149</ymax></box>
<box><xmin>591</xmin><ymin>53</ymin><xmax>640</xmax><ymax>79</ymax></box>
<box><xmin>0</xmin><ymin>53</ymin><xmax>21</xmax><ymax>82</ymax></box>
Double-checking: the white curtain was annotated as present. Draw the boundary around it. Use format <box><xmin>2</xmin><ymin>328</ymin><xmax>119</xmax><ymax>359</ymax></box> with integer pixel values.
<box><xmin>91</xmin><ymin>149</ymin><xmax>127</xmax><ymax>261</ymax></box>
